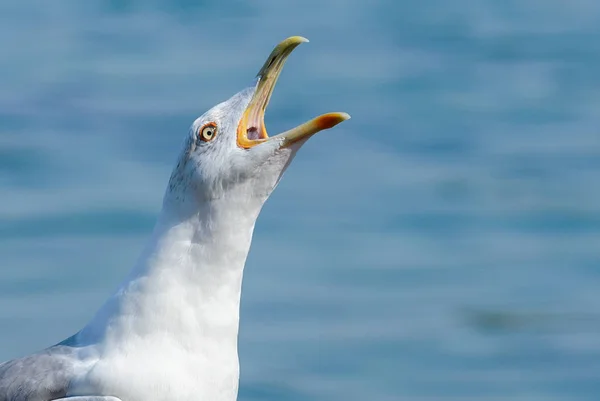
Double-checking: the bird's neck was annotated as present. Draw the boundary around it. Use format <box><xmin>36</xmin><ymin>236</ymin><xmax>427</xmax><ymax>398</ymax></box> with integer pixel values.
<box><xmin>80</xmin><ymin>193</ymin><xmax>264</xmax><ymax>349</ymax></box>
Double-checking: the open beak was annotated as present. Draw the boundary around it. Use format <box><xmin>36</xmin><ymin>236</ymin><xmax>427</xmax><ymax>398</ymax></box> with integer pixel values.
<box><xmin>237</xmin><ymin>36</ymin><xmax>350</xmax><ymax>149</ymax></box>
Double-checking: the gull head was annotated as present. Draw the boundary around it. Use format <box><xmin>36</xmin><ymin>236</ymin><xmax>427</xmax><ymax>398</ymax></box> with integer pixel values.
<box><xmin>165</xmin><ymin>36</ymin><xmax>350</xmax><ymax>210</ymax></box>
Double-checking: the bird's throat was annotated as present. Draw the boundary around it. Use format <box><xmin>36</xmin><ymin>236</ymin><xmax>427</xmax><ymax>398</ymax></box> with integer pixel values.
<box><xmin>79</xmin><ymin>195</ymin><xmax>262</xmax><ymax>349</ymax></box>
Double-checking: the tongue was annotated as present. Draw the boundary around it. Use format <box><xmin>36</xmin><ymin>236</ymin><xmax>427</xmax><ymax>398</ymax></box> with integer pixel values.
<box><xmin>246</xmin><ymin>126</ymin><xmax>261</xmax><ymax>140</ymax></box>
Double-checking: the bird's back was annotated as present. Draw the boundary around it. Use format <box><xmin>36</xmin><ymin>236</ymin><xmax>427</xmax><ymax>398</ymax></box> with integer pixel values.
<box><xmin>0</xmin><ymin>345</ymin><xmax>77</xmax><ymax>401</ymax></box>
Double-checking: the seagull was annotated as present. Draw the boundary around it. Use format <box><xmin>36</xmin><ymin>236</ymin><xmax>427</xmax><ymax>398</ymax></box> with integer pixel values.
<box><xmin>0</xmin><ymin>36</ymin><xmax>349</xmax><ymax>401</ymax></box>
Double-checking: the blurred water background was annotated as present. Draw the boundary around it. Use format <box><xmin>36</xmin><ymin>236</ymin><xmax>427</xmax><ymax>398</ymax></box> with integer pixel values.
<box><xmin>1</xmin><ymin>1</ymin><xmax>600</xmax><ymax>400</ymax></box>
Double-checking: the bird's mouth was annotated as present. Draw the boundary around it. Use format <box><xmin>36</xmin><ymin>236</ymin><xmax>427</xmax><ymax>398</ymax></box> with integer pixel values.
<box><xmin>237</xmin><ymin>36</ymin><xmax>350</xmax><ymax>149</ymax></box>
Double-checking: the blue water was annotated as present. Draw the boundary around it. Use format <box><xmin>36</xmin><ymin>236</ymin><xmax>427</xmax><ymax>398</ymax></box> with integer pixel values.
<box><xmin>1</xmin><ymin>1</ymin><xmax>600</xmax><ymax>400</ymax></box>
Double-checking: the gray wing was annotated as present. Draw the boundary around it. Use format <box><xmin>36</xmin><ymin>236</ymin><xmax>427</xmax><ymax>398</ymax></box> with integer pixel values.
<box><xmin>0</xmin><ymin>345</ymin><xmax>77</xmax><ymax>401</ymax></box>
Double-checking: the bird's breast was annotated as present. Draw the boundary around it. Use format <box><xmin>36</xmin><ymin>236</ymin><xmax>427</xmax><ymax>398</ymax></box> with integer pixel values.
<box><xmin>70</xmin><ymin>337</ymin><xmax>240</xmax><ymax>401</ymax></box>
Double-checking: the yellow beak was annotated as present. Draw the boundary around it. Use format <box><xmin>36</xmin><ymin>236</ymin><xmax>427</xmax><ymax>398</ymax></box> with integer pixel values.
<box><xmin>237</xmin><ymin>36</ymin><xmax>350</xmax><ymax>149</ymax></box>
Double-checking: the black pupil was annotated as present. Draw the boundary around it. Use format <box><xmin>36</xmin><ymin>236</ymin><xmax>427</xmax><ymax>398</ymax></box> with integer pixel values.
<box><xmin>205</xmin><ymin>129</ymin><xmax>212</xmax><ymax>137</ymax></box>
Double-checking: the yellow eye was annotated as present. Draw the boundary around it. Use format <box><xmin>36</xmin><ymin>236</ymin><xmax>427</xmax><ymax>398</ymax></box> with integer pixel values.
<box><xmin>199</xmin><ymin>123</ymin><xmax>217</xmax><ymax>142</ymax></box>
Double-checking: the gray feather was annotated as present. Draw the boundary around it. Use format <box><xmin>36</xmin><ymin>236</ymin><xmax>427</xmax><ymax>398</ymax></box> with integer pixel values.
<box><xmin>0</xmin><ymin>345</ymin><xmax>77</xmax><ymax>401</ymax></box>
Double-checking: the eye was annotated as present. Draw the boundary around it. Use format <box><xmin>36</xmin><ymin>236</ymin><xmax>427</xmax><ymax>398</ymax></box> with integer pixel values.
<box><xmin>198</xmin><ymin>123</ymin><xmax>217</xmax><ymax>142</ymax></box>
